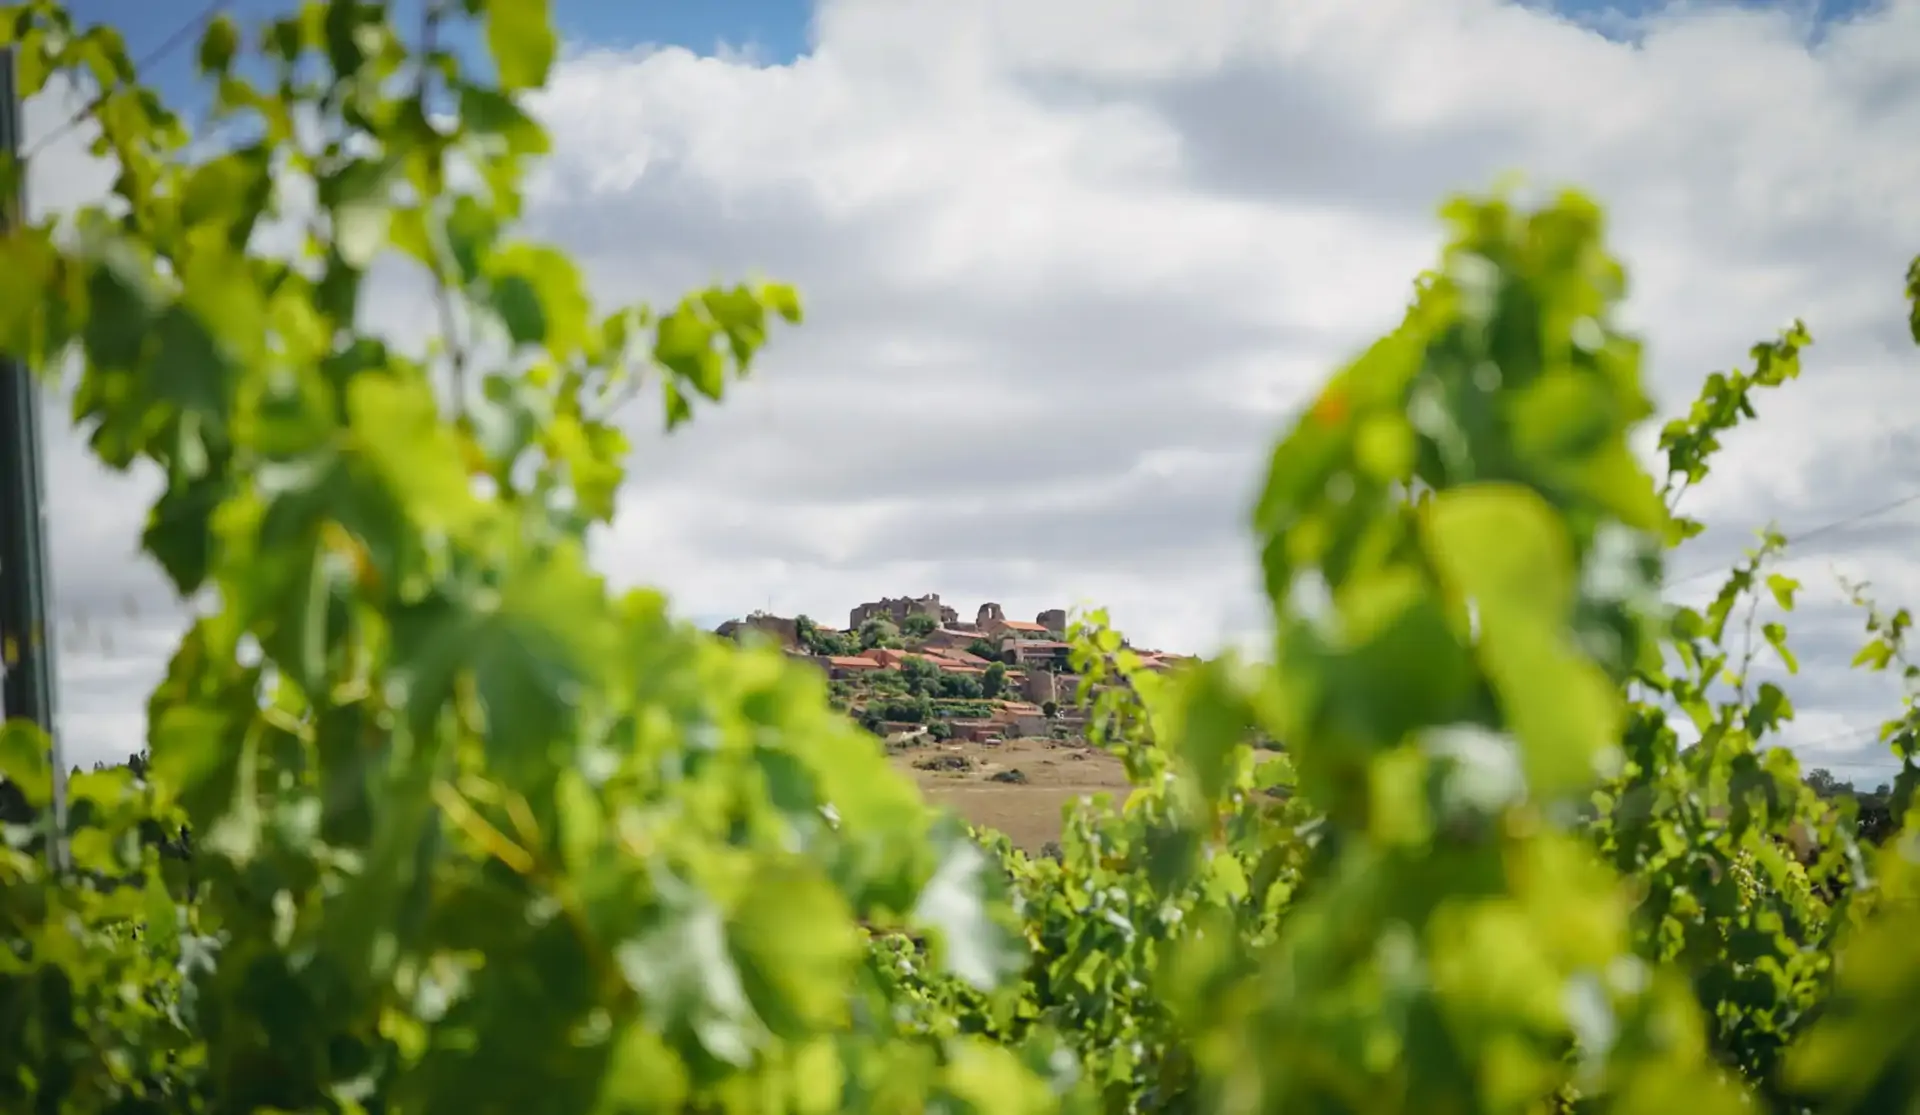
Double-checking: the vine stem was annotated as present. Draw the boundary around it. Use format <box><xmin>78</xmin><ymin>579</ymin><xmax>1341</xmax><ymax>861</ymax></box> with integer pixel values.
<box><xmin>417</xmin><ymin>1</ymin><xmax>469</xmax><ymax>418</ymax></box>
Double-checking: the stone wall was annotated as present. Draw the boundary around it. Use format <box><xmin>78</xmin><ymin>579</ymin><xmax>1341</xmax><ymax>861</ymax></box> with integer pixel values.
<box><xmin>945</xmin><ymin>719</ymin><xmax>1002</xmax><ymax>742</ymax></box>
<box><xmin>922</xmin><ymin>627</ymin><xmax>983</xmax><ymax>652</ymax></box>
<box><xmin>716</xmin><ymin>612</ymin><xmax>802</xmax><ymax>650</ymax></box>
<box><xmin>850</xmin><ymin>593</ymin><xmax>958</xmax><ymax>629</ymax></box>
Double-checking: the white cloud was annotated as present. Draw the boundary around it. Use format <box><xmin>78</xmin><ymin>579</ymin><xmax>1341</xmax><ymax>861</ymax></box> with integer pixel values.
<box><xmin>23</xmin><ymin>0</ymin><xmax>1920</xmax><ymax>781</ymax></box>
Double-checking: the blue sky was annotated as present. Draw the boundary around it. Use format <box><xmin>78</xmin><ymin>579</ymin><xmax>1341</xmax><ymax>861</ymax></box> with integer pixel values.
<box><xmin>34</xmin><ymin>0</ymin><xmax>1920</xmax><ymax>777</ymax></box>
<box><xmin>59</xmin><ymin>0</ymin><xmax>1889</xmax><ymax>105</ymax></box>
<box><xmin>37</xmin><ymin>0</ymin><xmax>1888</xmax><ymax>164</ymax></box>
<box><xmin>63</xmin><ymin>0</ymin><xmax>1889</xmax><ymax>77</ymax></box>
<box><xmin>64</xmin><ymin>0</ymin><xmax>813</xmax><ymax>90</ymax></box>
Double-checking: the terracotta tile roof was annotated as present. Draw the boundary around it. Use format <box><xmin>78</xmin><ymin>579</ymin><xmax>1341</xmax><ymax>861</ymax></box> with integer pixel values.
<box><xmin>1002</xmin><ymin>620</ymin><xmax>1048</xmax><ymax>632</ymax></box>
<box><xmin>827</xmin><ymin>656</ymin><xmax>881</xmax><ymax>668</ymax></box>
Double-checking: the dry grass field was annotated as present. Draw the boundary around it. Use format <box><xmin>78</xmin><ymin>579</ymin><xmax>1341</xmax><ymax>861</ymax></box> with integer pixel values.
<box><xmin>887</xmin><ymin>735</ymin><xmax>1133</xmax><ymax>850</ymax></box>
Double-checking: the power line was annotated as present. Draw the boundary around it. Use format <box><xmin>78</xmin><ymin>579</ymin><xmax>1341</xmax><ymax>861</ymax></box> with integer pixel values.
<box><xmin>1790</xmin><ymin>722</ymin><xmax>1886</xmax><ymax>753</ymax></box>
<box><xmin>1667</xmin><ymin>489</ymin><xmax>1920</xmax><ymax>592</ymax></box>
<box><xmin>20</xmin><ymin>1</ymin><xmax>225</xmax><ymax>162</ymax></box>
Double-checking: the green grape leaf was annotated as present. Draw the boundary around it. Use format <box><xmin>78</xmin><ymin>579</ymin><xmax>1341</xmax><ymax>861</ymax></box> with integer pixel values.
<box><xmin>910</xmin><ymin>820</ymin><xmax>1026</xmax><ymax>993</ymax></box>
<box><xmin>0</xmin><ymin>721</ymin><xmax>52</xmax><ymax>809</ymax></box>
<box><xmin>347</xmin><ymin>374</ymin><xmax>485</xmax><ymax>535</ymax></box>
<box><xmin>487</xmin><ymin>243</ymin><xmax>590</xmax><ymax>356</ymax></box>
<box><xmin>389</xmin><ymin>541</ymin><xmax>610</xmax><ymax>776</ymax></box>
<box><xmin>484</xmin><ymin>0</ymin><xmax>557</xmax><ymax>93</ymax></box>
<box><xmin>1425</xmin><ymin>483</ymin><xmax>1622</xmax><ymax>791</ymax></box>
<box><xmin>617</xmin><ymin>887</ymin><xmax>760</xmax><ymax>1066</ymax></box>
<box><xmin>729</xmin><ymin>863</ymin><xmax>862</xmax><ymax>1038</ymax></box>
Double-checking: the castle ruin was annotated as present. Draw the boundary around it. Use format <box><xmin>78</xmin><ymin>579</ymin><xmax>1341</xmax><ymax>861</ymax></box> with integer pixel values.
<box><xmin>849</xmin><ymin>593</ymin><xmax>958</xmax><ymax>630</ymax></box>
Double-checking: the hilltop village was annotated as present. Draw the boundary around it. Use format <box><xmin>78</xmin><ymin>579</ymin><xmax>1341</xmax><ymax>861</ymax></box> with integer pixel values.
<box><xmin>714</xmin><ymin>593</ymin><xmax>1190</xmax><ymax>745</ymax></box>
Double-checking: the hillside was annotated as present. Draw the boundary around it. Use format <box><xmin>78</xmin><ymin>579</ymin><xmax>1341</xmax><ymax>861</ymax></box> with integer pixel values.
<box><xmin>713</xmin><ymin>595</ymin><xmax>1191</xmax><ymax>844</ymax></box>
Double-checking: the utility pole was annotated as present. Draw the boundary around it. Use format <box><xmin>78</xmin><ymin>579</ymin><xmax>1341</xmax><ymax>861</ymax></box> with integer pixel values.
<box><xmin>0</xmin><ymin>46</ymin><xmax>67</xmax><ymax>870</ymax></box>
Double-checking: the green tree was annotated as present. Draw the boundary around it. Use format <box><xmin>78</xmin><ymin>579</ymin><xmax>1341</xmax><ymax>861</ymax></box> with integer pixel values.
<box><xmin>938</xmin><ymin>673</ymin><xmax>983</xmax><ymax>699</ymax></box>
<box><xmin>982</xmin><ymin>660</ymin><xmax>1008</xmax><ymax>699</ymax></box>
<box><xmin>858</xmin><ymin>617</ymin><xmax>900</xmax><ymax>650</ymax></box>
<box><xmin>902</xmin><ymin>613</ymin><xmax>938</xmax><ymax>638</ymax></box>
<box><xmin>901</xmin><ymin>655</ymin><xmax>941</xmax><ymax>696</ymax></box>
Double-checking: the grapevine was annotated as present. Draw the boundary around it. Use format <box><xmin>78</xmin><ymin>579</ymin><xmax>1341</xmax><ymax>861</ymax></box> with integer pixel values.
<box><xmin>0</xmin><ymin>3</ymin><xmax>1918</xmax><ymax>1114</ymax></box>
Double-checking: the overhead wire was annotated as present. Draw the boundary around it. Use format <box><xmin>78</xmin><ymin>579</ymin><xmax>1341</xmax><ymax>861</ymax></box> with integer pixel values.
<box><xmin>19</xmin><ymin>1</ymin><xmax>227</xmax><ymax>162</ymax></box>
<box><xmin>1665</xmin><ymin>489</ymin><xmax>1920</xmax><ymax>592</ymax></box>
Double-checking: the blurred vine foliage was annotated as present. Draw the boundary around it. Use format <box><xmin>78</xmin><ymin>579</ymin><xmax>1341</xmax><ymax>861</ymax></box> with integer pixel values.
<box><xmin>1</xmin><ymin>2</ymin><xmax>1919</xmax><ymax>1114</ymax></box>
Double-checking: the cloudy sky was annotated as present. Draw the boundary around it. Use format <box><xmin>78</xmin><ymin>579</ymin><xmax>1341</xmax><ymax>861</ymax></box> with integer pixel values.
<box><xmin>21</xmin><ymin>0</ymin><xmax>1920</xmax><ymax>783</ymax></box>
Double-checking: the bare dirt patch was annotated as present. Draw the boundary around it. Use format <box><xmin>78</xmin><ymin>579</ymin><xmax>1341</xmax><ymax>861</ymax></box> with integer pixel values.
<box><xmin>889</xmin><ymin>735</ymin><xmax>1132</xmax><ymax>850</ymax></box>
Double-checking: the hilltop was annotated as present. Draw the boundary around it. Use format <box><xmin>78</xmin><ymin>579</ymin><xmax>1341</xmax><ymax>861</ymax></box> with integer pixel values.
<box><xmin>714</xmin><ymin>592</ymin><xmax>1188</xmax><ymax>744</ymax></box>
<box><xmin>712</xmin><ymin>593</ymin><xmax>1193</xmax><ymax>846</ymax></box>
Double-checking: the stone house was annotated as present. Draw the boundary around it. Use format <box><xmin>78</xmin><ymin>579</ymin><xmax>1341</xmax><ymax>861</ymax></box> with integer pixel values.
<box><xmin>944</xmin><ymin>719</ymin><xmax>1002</xmax><ymax>742</ymax></box>
<box><xmin>977</xmin><ymin>601</ymin><xmax>1053</xmax><ymax>641</ymax></box>
<box><xmin>1004</xmin><ymin>638</ymin><xmax>1072</xmax><ymax>672</ymax></box>
<box><xmin>921</xmin><ymin>651</ymin><xmax>985</xmax><ymax>676</ymax></box>
<box><xmin>825</xmin><ymin>655</ymin><xmax>883</xmax><ymax>679</ymax></box>
<box><xmin>891</xmin><ymin>649</ymin><xmax>984</xmax><ymax>677</ymax></box>
<box><xmin>921</xmin><ymin>627</ymin><xmax>986</xmax><ymax>652</ymax></box>
<box><xmin>1050</xmin><ymin>714</ymin><xmax>1089</xmax><ymax>739</ymax></box>
<box><xmin>992</xmin><ymin>702</ymin><xmax>1050</xmax><ymax>739</ymax></box>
